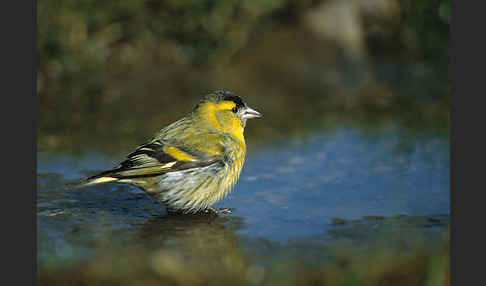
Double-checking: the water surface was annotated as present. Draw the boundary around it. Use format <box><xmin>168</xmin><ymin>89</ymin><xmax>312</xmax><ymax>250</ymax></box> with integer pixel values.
<box><xmin>37</xmin><ymin>123</ymin><xmax>449</xmax><ymax>266</ymax></box>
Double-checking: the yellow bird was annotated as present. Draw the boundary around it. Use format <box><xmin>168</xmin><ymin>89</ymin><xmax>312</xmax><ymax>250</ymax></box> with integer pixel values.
<box><xmin>82</xmin><ymin>90</ymin><xmax>261</xmax><ymax>214</ymax></box>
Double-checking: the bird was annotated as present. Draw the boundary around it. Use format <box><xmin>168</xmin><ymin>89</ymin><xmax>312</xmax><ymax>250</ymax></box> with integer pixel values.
<box><xmin>81</xmin><ymin>90</ymin><xmax>261</xmax><ymax>214</ymax></box>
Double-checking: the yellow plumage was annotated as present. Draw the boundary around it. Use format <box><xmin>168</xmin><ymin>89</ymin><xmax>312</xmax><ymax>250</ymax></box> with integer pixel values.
<box><xmin>81</xmin><ymin>90</ymin><xmax>261</xmax><ymax>214</ymax></box>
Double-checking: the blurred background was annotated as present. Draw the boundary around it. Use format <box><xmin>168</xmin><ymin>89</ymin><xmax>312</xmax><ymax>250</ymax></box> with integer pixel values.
<box><xmin>37</xmin><ymin>0</ymin><xmax>449</xmax><ymax>153</ymax></box>
<box><xmin>37</xmin><ymin>0</ymin><xmax>450</xmax><ymax>285</ymax></box>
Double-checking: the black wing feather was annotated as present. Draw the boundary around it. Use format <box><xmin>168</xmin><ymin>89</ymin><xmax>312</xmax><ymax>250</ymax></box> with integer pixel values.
<box><xmin>88</xmin><ymin>140</ymin><xmax>223</xmax><ymax>180</ymax></box>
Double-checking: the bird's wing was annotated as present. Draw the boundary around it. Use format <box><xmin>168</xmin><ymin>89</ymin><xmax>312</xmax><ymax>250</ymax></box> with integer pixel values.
<box><xmin>89</xmin><ymin>140</ymin><xmax>224</xmax><ymax>180</ymax></box>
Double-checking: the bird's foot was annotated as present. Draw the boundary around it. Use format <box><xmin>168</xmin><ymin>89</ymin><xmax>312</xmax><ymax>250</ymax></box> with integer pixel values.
<box><xmin>166</xmin><ymin>207</ymin><xmax>233</xmax><ymax>216</ymax></box>
<box><xmin>205</xmin><ymin>207</ymin><xmax>233</xmax><ymax>215</ymax></box>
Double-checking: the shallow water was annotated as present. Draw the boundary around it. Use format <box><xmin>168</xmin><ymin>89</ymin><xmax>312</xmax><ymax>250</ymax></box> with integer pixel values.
<box><xmin>37</xmin><ymin>123</ymin><xmax>449</xmax><ymax>266</ymax></box>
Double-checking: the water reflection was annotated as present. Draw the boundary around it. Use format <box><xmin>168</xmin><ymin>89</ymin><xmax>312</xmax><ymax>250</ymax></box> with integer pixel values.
<box><xmin>37</xmin><ymin>0</ymin><xmax>450</xmax><ymax>283</ymax></box>
<box><xmin>138</xmin><ymin>213</ymin><xmax>246</xmax><ymax>250</ymax></box>
<box><xmin>38</xmin><ymin>202</ymin><xmax>449</xmax><ymax>286</ymax></box>
<box><xmin>38</xmin><ymin>123</ymin><xmax>449</xmax><ymax>269</ymax></box>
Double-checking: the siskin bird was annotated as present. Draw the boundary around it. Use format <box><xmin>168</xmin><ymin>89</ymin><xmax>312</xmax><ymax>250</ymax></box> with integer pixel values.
<box><xmin>81</xmin><ymin>90</ymin><xmax>261</xmax><ymax>214</ymax></box>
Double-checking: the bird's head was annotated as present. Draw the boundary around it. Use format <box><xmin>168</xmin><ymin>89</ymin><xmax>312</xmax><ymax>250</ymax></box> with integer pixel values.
<box><xmin>194</xmin><ymin>90</ymin><xmax>261</xmax><ymax>140</ymax></box>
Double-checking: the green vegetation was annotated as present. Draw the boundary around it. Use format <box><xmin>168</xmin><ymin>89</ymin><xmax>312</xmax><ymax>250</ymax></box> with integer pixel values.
<box><xmin>37</xmin><ymin>1</ymin><xmax>450</xmax><ymax>284</ymax></box>
<box><xmin>38</xmin><ymin>0</ymin><xmax>449</xmax><ymax>154</ymax></box>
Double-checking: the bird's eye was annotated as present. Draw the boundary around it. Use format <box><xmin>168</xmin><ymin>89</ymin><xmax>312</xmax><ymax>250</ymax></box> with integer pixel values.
<box><xmin>231</xmin><ymin>107</ymin><xmax>238</xmax><ymax>113</ymax></box>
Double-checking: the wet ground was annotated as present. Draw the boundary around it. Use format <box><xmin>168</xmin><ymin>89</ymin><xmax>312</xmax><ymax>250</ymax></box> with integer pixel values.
<box><xmin>37</xmin><ymin>1</ymin><xmax>450</xmax><ymax>284</ymax></box>
<box><xmin>37</xmin><ymin>123</ymin><xmax>449</xmax><ymax>269</ymax></box>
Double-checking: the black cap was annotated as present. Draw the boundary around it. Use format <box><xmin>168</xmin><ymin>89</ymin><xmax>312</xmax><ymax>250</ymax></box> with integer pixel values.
<box><xmin>214</xmin><ymin>90</ymin><xmax>246</xmax><ymax>109</ymax></box>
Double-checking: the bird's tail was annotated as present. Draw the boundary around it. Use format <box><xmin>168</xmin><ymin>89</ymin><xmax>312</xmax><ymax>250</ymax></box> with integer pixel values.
<box><xmin>76</xmin><ymin>170</ymin><xmax>120</xmax><ymax>188</ymax></box>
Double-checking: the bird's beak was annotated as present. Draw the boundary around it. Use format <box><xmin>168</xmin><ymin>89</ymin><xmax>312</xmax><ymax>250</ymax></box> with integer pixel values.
<box><xmin>241</xmin><ymin>106</ymin><xmax>262</xmax><ymax>120</ymax></box>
